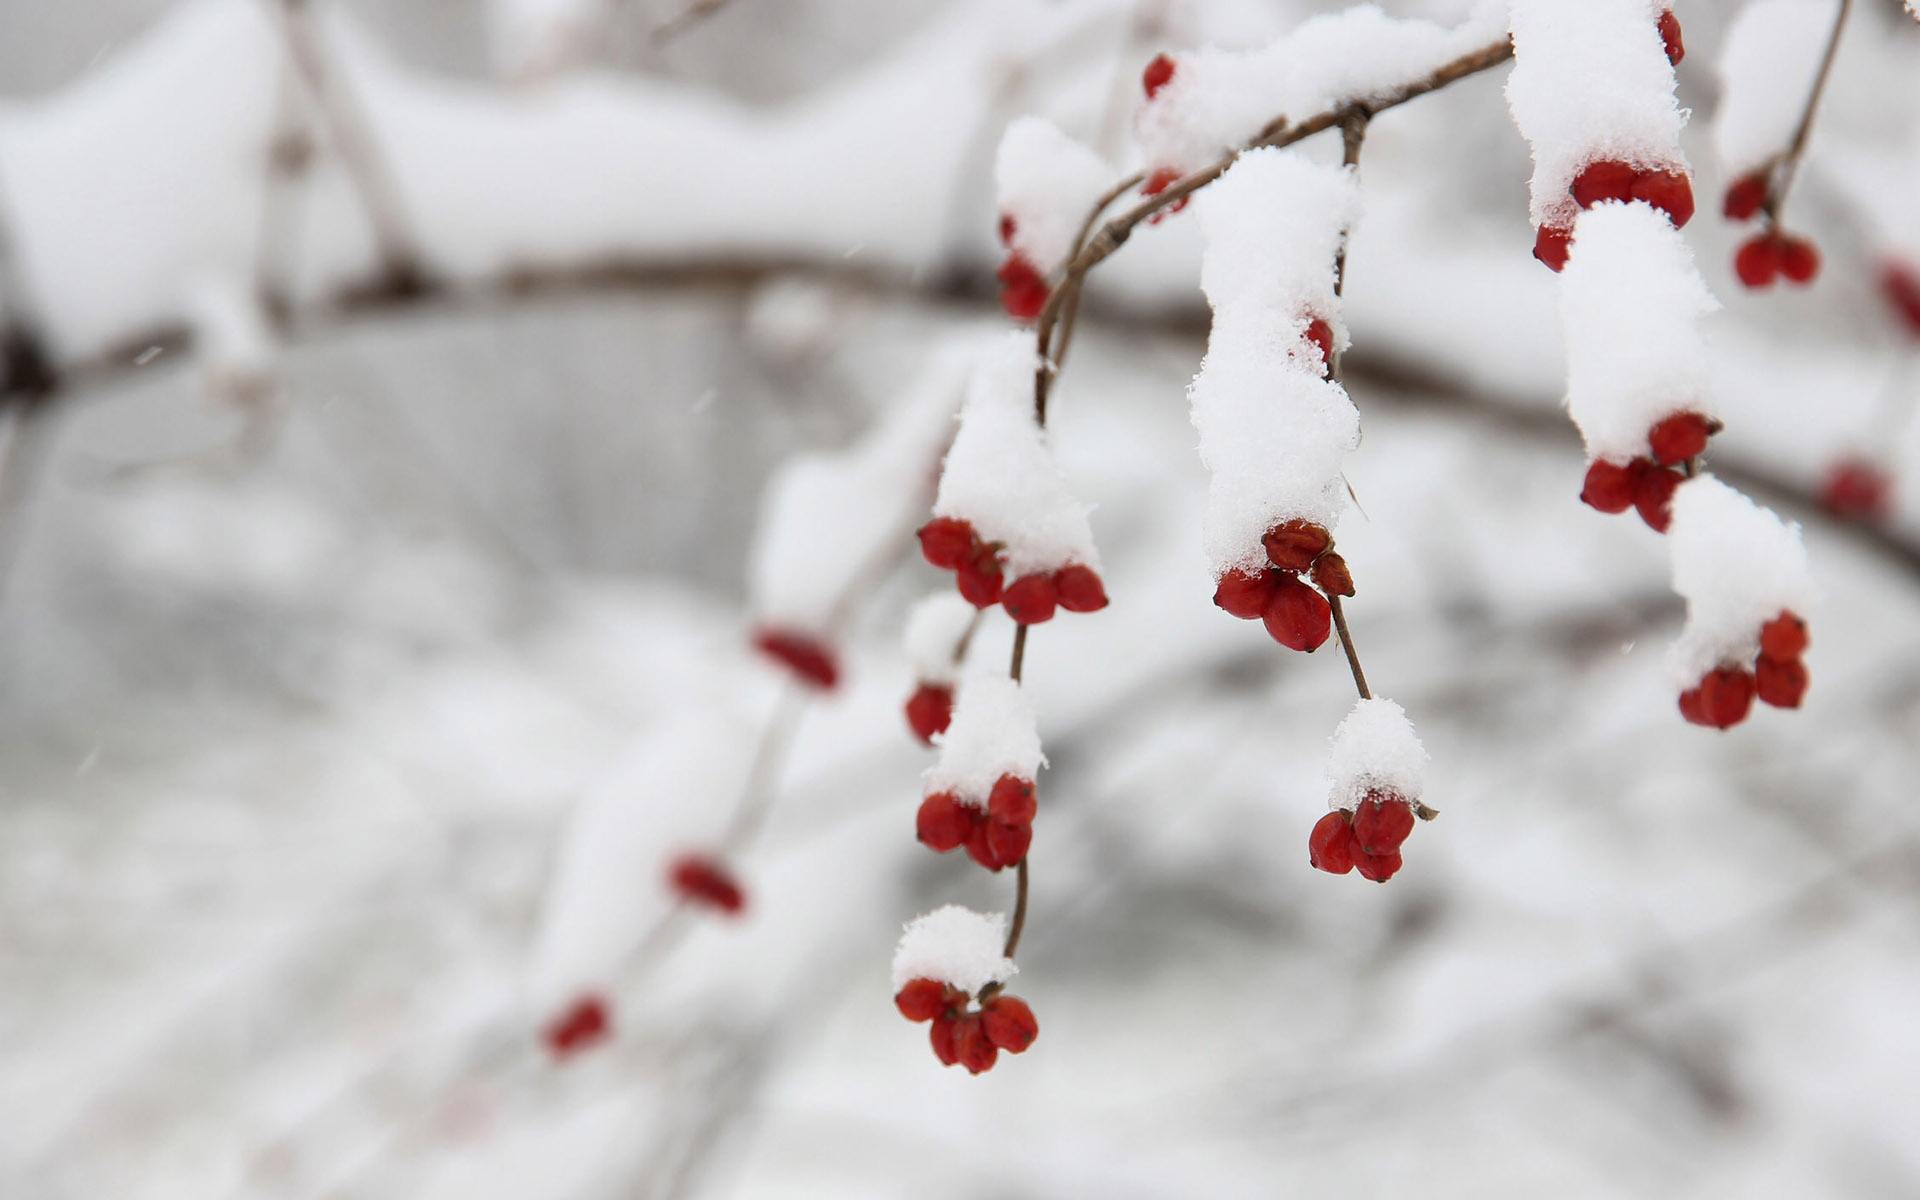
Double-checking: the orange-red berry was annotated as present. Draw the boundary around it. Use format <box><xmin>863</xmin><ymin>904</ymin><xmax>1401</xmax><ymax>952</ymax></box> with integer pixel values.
<box><xmin>1053</xmin><ymin>563</ymin><xmax>1109</xmax><ymax>612</ymax></box>
<box><xmin>981</xmin><ymin>995</ymin><xmax>1039</xmax><ymax>1053</ymax></box>
<box><xmin>1263</xmin><ymin>575</ymin><xmax>1331</xmax><ymax>652</ymax></box>
<box><xmin>904</xmin><ymin>682</ymin><xmax>954</xmax><ymax>745</ymax></box>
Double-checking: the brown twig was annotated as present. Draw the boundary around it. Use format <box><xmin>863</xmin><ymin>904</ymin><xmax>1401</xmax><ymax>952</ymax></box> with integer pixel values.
<box><xmin>1763</xmin><ymin>0</ymin><xmax>1854</xmax><ymax>225</ymax></box>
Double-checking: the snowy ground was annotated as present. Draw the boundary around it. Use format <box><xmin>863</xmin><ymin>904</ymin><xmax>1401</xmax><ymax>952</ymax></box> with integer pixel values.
<box><xmin>3</xmin><ymin>2</ymin><xmax>1919</xmax><ymax>1198</ymax></box>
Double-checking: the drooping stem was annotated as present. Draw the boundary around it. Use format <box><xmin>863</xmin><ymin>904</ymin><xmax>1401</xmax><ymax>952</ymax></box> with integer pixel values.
<box><xmin>1327</xmin><ymin>594</ymin><xmax>1372</xmax><ymax>701</ymax></box>
<box><xmin>1765</xmin><ymin>0</ymin><xmax>1853</xmax><ymax>224</ymax></box>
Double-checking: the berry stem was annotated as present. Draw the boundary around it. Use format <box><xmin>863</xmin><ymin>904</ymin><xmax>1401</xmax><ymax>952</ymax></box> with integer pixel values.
<box><xmin>1327</xmin><ymin>594</ymin><xmax>1372</xmax><ymax>701</ymax></box>
<box><xmin>1764</xmin><ymin>0</ymin><xmax>1853</xmax><ymax>226</ymax></box>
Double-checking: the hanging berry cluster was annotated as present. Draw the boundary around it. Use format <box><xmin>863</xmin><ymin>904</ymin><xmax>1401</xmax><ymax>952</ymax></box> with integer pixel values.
<box><xmin>891</xmin><ymin>906</ymin><xmax>1035</xmax><ymax>1075</ymax></box>
<box><xmin>1308</xmin><ymin>699</ymin><xmax>1432</xmax><ymax>884</ymax></box>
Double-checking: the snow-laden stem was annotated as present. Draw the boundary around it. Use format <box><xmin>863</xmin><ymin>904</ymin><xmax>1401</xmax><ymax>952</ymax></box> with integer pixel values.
<box><xmin>1765</xmin><ymin>0</ymin><xmax>1853</xmax><ymax>225</ymax></box>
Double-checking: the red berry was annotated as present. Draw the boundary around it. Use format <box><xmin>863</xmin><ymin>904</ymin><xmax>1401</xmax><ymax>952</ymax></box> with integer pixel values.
<box><xmin>1304</xmin><ymin>318</ymin><xmax>1335</xmax><ymax>375</ymax></box>
<box><xmin>1262</xmin><ymin>519</ymin><xmax>1332</xmax><ymax>573</ymax></box>
<box><xmin>1263</xmin><ymin>575</ymin><xmax>1332</xmax><ymax>652</ymax></box>
<box><xmin>1822</xmin><ymin>457</ymin><xmax>1894</xmax><ymax>520</ymax></box>
<box><xmin>669</xmin><ymin>854</ymin><xmax>746</xmax><ymax>914</ymax></box>
<box><xmin>1634</xmin><ymin>465</ymin><xmax>1682</xmax><ymax>533</ymax></box>
<box><xmin>1053</xmin><ymin>563</ymin><xmax>1109</xmax><ymax>612</ymax></box>
<box><xmin>998</xmin><ymin>213</ymin><xmax>1016</xmax><ymax>247</ymax></box>
<box><xmin>930</xmin><ymin>1013</ymin><xmax>961</xmax><ymax>1066</ymax></box>
<box><xmin>1141</xmin><ymin>168</ymin><xmax>1190</xmax><ymax>222</ymax></box>
<box><xmin>1677</xmin><ymin>685</ymin><xmax>1708</xmax><ymax>725</ymax></box>
<box><xmin>1213</xmin><ymin>568</ymin><xmax>1275</xmax><ymax>620</ymax></box>
<box><xmin>1310</xmin><ymin>551</ymin><xmax>1355</xmax><ymax>598</ymax></box>
<box><xmin>956</xmin><ymin>549</ymin><xmax>1004</xmax><ymax>607</ymax></box>
<box><xmin>1581</xmin><ymin>458</ymin><xmax>1642</xmax><ymax>515</ymax></box>
<box><xmin>904</xmin><ymin>682</ymin><xmax>954</xmax><ymax>745</ymax></box>
<box><xmin>1778</xmin><ymin>235</ymin><xmax>1820</xmax><ymax>284</ymax></box>
<box><xmin>1308</xmin><ymin>810</ymin><xmax>1356</xmax><ymax>875</ymax></box>
<box><xmin>542</xmin><ymin>994</ymin><xmax>611</xmax><ymax>1060</ymax></box>
<box><xmin>954</xmin><ymin>1014</ymin><xmax>998</xmax><ymax>1074</ymax></box>
<box><xmin>985</xmin><ymin>818</ymin><xmax>1032</xmax><ymax>867</ymax></box>
<box><xmin>750</xmin><ymin>627</ymin><xmax>838</xmax><ymax>690</ymax></box>
<box><xmin>1723</xmin><ymin>171</ymin><xmax>1769</xmax><ymax>221</ymax></box>
<box><xmin>916</xmin><ymin>791</ymin><xmax>976</xmax><ymax>853</ymax></box>
<box><xmin>1647</xmin><ymin>411</ymin><xmax>1717</xmax><ymax>465</ymax></box>
<box><xmin>1755</xmin><ymin>656</ymin><xmax>1809</xmax><ymax>708</ymax></box>
<box><xmin>1692</xmin><ymin>666</ymin><xmax>1756</xmax><ymax>729</ymax></box>
<box><xmin>964</xmin><ymin>818</ymin><xmax>1005</xmax><ymax>871</ymax></box>
<box><xmin>1879</xmin><ymin>261</ymin><xmax>1920</xmax><ymax>338</ymax></box>
<box><xmin>981</xmin><ymin>995</ymin><xmax>1039</xmax><ymax>1053</ymax></box>
<box><xmin>1534</xmin><ymin>225</ymin><xmax>1573</xmax><ymax>272</ymax></box>
<box><xmin>1353</xmin><ymin>791</ymin><xmax>1416</xmax><ymax>855</ymax></box>
<box><xmin>1759</xmin><ymin>611</ymin><xmax>1809</xmax><ymax>663</ymax></box>
<box><xmin>1632</xmin><ymin>169</ymin><xmax>1695</xmax><ymax>228</ymax></box>
<box><xmin>918</xmin><ymin>516</ymin><xmax>976</xmax><ymax>570</ymax></box>
<box><xmin>1735</xmin><ymin>235</ymin><xmax>1783</xmax><ymax>289</ymax></box>
<box><xmin>1353</xmin><ymin>847</ymin><xmax>1403</xmax><ymax>883</ymax></box>
<box><xmin>987</xmin><ymin>774</ymin><xmax>1037</xmax><ymax>825</ymax></box>
<box><xmin>1141</xmin><ymin>52</ymin><xmax>1175</xmax><ymax>99</ymax></box>
<box><xmin>997</xmin><ymin>255</ymin><xmax>1049</xmax><ymax>321</ymax></box>
<box><xmin>895</xmin><ymin>978</ymin><xmax>954</xmax><ymax>1023</ymax></box>
<box><xmin>1571</xmin><ymin>160</ymin><xmax>1637</xmax><ymax>209</ymax></box>
<box><xmin>1002</xmin><ymin>572</ymin><xmax>1059</xmax><ymax>625</ymax></box>
<box><xmin>1658</xmin><ymin>9</ymin><xmax>1684</xmax><ymax>64</ymax></box>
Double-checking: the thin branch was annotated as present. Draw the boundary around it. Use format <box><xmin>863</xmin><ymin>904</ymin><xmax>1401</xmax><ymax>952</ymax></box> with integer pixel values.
<box><xmin>1765</xmin><ymin>0</ymin><xmax>1854</xmax><ymax>224</ymax></box>
<box><xmin>650</xmin><ymin>0</ymin><xmax>734</xmax><ymax>47</ymax></box>
<box><xmin>275</xmin><ymin>0</ymin><xmax>431</xmax><ymax>295</ymax></box>
<box><xmin>1327</xmin><ymin>595</ymin><xmax>1372</xmax><ymax>701</ymax></box>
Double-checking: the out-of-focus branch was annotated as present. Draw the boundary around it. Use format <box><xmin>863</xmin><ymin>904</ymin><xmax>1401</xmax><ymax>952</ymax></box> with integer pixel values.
<box><xmin>649</xmin><ymin>0</ymin><xmax>736</xmax><ymax>47</ymax></box>
<box><xmin>1764</xmin><ymin>0</ymin><xmax>1854</xmax><ymax>224</ymax></box>
<box><xmin>275</xmin><ymin>0</ymin><xmax>431</xmax><ymax>296</ymax></box>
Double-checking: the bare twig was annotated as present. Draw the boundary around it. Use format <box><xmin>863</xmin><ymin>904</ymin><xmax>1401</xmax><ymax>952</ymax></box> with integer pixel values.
<box><xmin>1764</xmin><ymin>0</ymin><xmax>1854</xmax><ymax>224</ymax></box>
<box><xmin>650</xmin><ymin>0</ymin><xmax>734</xmax><ymax>47</ymax></box>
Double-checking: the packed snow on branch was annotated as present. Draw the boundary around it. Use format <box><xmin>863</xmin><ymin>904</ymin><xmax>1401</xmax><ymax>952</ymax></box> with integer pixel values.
<box><xmin>903</xmin><ymin>593</ymin><xmax>977</xmax><ymax>689</ymax></box>
<box><xmin>931</xmin><ymin>334</ymin><xmax>1099</xmax><ymax>579</ymax></box>
<box><xmin>891</xmin><ymin>905</ymin><xmax>1015</xmax><ymax>994</ymax></box>
<box><xmin>1667</xmin><ymin>476</ymin><xmax>1815</xmax><ymax>682</ymax></box>
<box><xmin>186</xmin><ymin>272</ymin><xmax>275</xmax><ymax>399</ymax></box>
<box><xmin>1133</xmin><ymin>2</ymin><xmax>1507</xmax><ymax>176</ymax></box>
<box><xmin>993</xmin><ymin>117</ymin><xmax>1113</xmax><ymax>276</ymax></box>
<box><xmin>748</xmin><ymin>347</ymin><xmax>969</xmax><ymax>642</ymax></box>
<box><xmin>1559</xmin><ymin>202</ymin><xmax>1720</xmax><ymax>464</ymax></box>
<box><xmin>922</xmin><ymin>674</ymin><xmax>1043</xmax><ymax>806</ymax></box>
<box><xmin>1506</xmin><ymin>0</ymin><xmax>1689</xmax><ymax>234</ymax></box>
<box><xmin>527</xmin><ymin>713</ymin><xmax>753</xmax><ymax>1014</ymax></box>
<box><xmin>1324</xmin><ymin>698</ymin><xmax>1429</xmax><ymax>812</ymax></box>
<box><xmin>1714</xmin><ymin>0</ymin><xmax>1840</xmax><ymax>179</ymax></box>
<box><xmin>1190</xmin><ymin>149</ymin><xmax>1359</xmax><ymax>579</ymax></box>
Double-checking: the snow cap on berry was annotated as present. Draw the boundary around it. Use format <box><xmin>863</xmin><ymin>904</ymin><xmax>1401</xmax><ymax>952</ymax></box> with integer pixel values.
<box><xmin>1666</xmin><ymin>475</ymin><xmax>1815</xmax><ymax>683</ymax></box>
<box><xmin>750</xmin><ymin>348</ymin><xmax>967</xmax><ymax>638</ymax></box>
<box><xmin>932</xmin><ymin>335</ymin><xmax>1100</xmax><ymax>580</ymax></box>
<box><xmin>1715</xmin><ymin>1</ymin><xmax>1839</xmax><ymax>180</ymax></box>
<box><xmin>1191</xmin><ymin>150</ymin><xmax>1361</xmax><ymax>578</ymax></box>
<box><xmin>1559</xmin><ymin>203</ymin><xmax>1720</xmax><ymax>463</ymax></box>
<box><xmin>891</xmin><ymin>904</ymin><xmax>1016</xmax><ymax>994</ymax></box>
<box><xmin>994</xmin><ymin>117</ymin><xmax>1114</xmax><ymax>275</ymax></box>
<box><xmin>1506</xmin><ymin>0</ymin><xmax>1691</xmax><ymax>230</ymax></box>
<box><xmin>1324</xmin><ymin>697</ymin><xmax>1429</xmax><ymax>812</ymax></box>
<box><xmin>922</xmin><ymin>673</ymin><xmax>1043</xmax><ymax>808</ymax></box>
<box><xmin>903</xmin><ymin>593</ymin><xmax>977</xmax><ymax>689</ymax></box>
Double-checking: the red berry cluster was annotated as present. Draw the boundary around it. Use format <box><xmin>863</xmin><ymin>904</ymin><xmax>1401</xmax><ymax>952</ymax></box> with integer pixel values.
<box><xmin>1822</xmin><ymin>455</ymin><xmax>1894</xmax><ymax>522</ymax></box>
<box><xmin>1535</xmin><ymin>160</ymin><xmax>1696</xmax><ymax>272</ymax></box>
<box><xmin>751</xmin><ymin>626</ymin><xmax>839</xmax><ymax>690</ymax></box>
<box><xmin>542</xmin><ymin>993</ymin><xmax>611</xmax><ymax>1060</ymax></box>
<box><xmin>1212</xmin><ymin>520</ymin><xmax>1353</xmax><ymax>652</ymax></box>
<box><xmin>903</xmin><ymin>681</ymin><xmax>954</xmax><ymax>745</ymax></box>
<box><xmin>1678</xmin><ymin>610</ymin><xmax>1810</xmax><ymax>729</ymax></box>
<box><xmin>917</xmin><ymin>774</ymin><xmax>1036</xmax><ymax>872</ymax></box>
<box><xmin>1723</xmin><ymin>170</ymin><xmax>1820</xmax><ymax>289</ymax></box>
<box><xmin>667</xmin><ymin>853</ymin><xmax>746</xmax><ymax>914</ymax></box>
<box><xmin>1307</xmin><ymin>791</ymin><xmax>1416</xmax><ymax>883</ymax></box>
<box><xmin>917</xmin><ymin>516</ymin><xmax>1109</xmax><ymax>623</ymax></box>
<box><xmin>995</xmin><ymin>215</ymin><xmax>1049</xmax><ymax>322</ymax></box>
<box><xmin>1579</xmin><ymin>411</ymin><xmax>1719</xmax><ymax>532</ymax></box>
<box><xmin>1878</xmin><ymin>261</ymin><xmax>1920</xmax><ymax>338</ymax></box>
<box><xmin>895</xmin><ymin>979</ymin><xmax>1039</xmax><ymax>1074</ymax></box>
